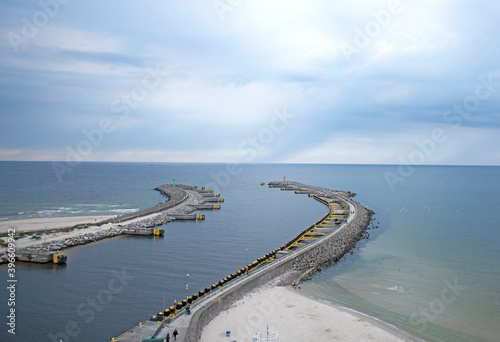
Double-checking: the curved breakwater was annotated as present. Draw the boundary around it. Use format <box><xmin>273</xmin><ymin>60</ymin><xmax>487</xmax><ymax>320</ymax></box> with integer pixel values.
<box><xmin>185</xmin><ymin>181</ymin><xmax>374</xmax><ymax>341</ymax></box>
<box><xmin>112</xmin><ymin>181</ymin><xmax>375</xmax><ymax>342</ymax></box>
<box><xmin>1</xmin><ymin>184</ymin><xmax>223</xmax><ymax>264</ymax></box>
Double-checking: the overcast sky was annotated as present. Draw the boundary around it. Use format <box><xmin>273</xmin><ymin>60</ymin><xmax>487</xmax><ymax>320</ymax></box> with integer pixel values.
<box><xmin>1</xmin><ymin>0</ymin><xmax>499</xmax><ymax>165</ymax></box>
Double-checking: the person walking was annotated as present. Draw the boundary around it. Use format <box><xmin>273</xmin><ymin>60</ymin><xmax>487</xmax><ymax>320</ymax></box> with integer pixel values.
<box><xmin>165</xmin><ymin>333</ymin><xmax>170</xmax><ymax>342</ymax></box>
<box><xmin>173</xmin><ymin>329</ymin><xmax>179</xmax><ymax>340</ymax></box>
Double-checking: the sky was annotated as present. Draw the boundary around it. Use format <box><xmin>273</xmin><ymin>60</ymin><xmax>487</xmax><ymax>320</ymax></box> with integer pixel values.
<box><xmin>0</xmin><ymin>0</ymin><xmax>499</xmax><ymax>165</ymax></box>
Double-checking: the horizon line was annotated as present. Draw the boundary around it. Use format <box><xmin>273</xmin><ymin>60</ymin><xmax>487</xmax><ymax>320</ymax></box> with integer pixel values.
<box><xmin>0</xmin><ymin>160</ymin><xmax>499</xmax><ymax>167</ymax></box>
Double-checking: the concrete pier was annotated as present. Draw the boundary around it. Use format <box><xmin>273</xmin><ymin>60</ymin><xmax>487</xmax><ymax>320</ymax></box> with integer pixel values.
<box><xmin>202</xmin><ymin>197</ymin><xmax>223</xmax><ymax>203</ymax></box>
<box><xmin>189</xmin><ymin>204</ymin><xmax>219</xmax><ymax>210</ymax></box>
<box><xmin>171</xmin><ymin>214</ymin><xmax>199</xmax><ymax>221</ymax></box>
<box><xmin>112</xmin><ymin>321</ymin><xmax>161</xmax><ymax>342</ymax></box>
<box><xmin>15</xmin><ymin>251</ymin><xmax>53</xmax><ymax>263</ymax></box>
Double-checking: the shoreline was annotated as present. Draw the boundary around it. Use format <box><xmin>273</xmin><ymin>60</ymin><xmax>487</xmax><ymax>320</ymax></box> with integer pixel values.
<box><xmin>0</xmin><ymin>184</ymin><xmax>210</xmax><ymax>255</ymax></box>
<box><xmin>0</xmin><ymin>215</ymin><xmax>115</xmax><ymax>234</ymax></box>
<box><xmin>200</xmin><ymin>282</ymin><xmax>418</xmax><ymax>341</ymax></box>
<box><xmin>295</xmin><ymin>287</ymin><xmax>422</xmax><ymax>342</ymax></box>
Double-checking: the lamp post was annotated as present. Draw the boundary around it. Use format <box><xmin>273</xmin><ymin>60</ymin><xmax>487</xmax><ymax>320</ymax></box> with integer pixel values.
<box><xmin>186</xmin><ymin>274</ymin><xmax>190</xmax><ymax>299</ymax></box>
<box><xmin>245</xmin><ymin>249</ymin><xmax>248</xmax><ymax>265</ymax></box>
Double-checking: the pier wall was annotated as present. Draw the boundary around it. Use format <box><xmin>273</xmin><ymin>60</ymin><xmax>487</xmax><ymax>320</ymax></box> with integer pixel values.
<box><xmin>291</xmin><ymin>200</ymin><xmax>372</xmax><ymax>270</ymax></box>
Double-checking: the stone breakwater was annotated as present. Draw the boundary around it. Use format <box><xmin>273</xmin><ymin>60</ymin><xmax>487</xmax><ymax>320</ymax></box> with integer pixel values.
<box><xmin>119</xmin><ymin>184</ymin><xmax>207</xmax><ymax>229</ymax></box>
<box><xmin>186</xmin><ymin>181</ymin><xmax>374</xmax><ymax>342</ymax></box>
<box><xmin>123</xmin><ymin>213</ymin><xmax>175</xmax><ymax>229</ymax></box>
<box><xmin>291</xmin><ymin>201</ymin><xmax>373</xmax><ymax>270</ymax></box>
<box><xmin>268</xmin><ymin>181</ymin><xmax>374</xmax><ymax>272</ymax></box>
<box><xmin>110</xmin><ymin>184</ymin><xmax>191</xmax><ymax>223</ymax></box>
<box><xmin>1</xmin><ymin>184</ymin><xmax>211</xmax><ymax>264</ymax></box>
<box><xmin>1</xmin><ymin>228</ymin><xmax>123</xmax><ymax>263</ymax></box>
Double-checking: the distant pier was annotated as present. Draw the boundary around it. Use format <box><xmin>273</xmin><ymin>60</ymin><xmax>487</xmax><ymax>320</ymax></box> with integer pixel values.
<box><xmin>7</xmin><ymin>184</ymin><xmax>223</xmax><ymax>265</ymax></box>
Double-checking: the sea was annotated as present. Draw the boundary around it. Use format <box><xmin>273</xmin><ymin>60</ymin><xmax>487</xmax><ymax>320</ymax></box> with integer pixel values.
<box><xmin>0</xmin><ymin>161</ymin><xmax>499</xmax><ymax>342</ymax></box>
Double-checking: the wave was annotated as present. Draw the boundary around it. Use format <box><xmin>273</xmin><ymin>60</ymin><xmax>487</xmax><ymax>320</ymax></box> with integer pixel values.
<box><xmin>109</xmin><ymin>209</ymin><xmax>139</xmax><ymax>213</ymax></box>
<box><xmin>386</xmin><ymin>285</ymin><xmax>404</xmax><ymax>292</ymax></box>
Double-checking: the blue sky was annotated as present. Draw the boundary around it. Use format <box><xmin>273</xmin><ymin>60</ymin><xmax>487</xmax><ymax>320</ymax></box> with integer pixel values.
<box><xmin>1</xmin><ymin>0</ymin><xmax>499</xmax><ymax>165</ymax></box>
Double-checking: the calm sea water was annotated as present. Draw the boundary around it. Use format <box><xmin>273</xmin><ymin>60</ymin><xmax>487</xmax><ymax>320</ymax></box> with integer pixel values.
<box><xmin>0</xmin><ymin>162</ymin><xmax>499</xmax><ymax>342</ymax></box>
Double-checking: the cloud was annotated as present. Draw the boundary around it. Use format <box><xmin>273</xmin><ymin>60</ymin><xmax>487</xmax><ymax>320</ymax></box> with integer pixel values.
<box><xmin>284</xmin><ymin>124</ymin><xmax>500</xmax><ymax>165</ymax></box>
<box><xmin>0</xmin><ymin>0</ymin><xmax>499</xmax><ymax>165</ymax></box>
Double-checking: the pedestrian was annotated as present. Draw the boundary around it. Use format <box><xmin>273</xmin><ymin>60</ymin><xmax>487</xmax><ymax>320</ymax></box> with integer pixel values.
<box><xmin>166</xmin><ymin>333</ymin><xmax>170</xmax><ymax>342</ymax></box>
<box><xmin>245</xmin><ymin>266</ymin><xmax>249</xmax><ymax>275</ymax></box>
<box><xmin>253</xmin><ymin>333</ymin><xmax>258</xmax><ymax>341</ymax></box>
<box><xmin>173</xmin><ymin>299</ymin><xmax>177</xmax><ymax>308</ymax></box>
<box><xmin>173</xmin><ymin>329</ymin><xmax>179</xmax><ymax>340</ymax></box>
<box><xmin>186</xmin><ymin>303</ymin><xmax>191</xmax><ymax>315</ymax></box>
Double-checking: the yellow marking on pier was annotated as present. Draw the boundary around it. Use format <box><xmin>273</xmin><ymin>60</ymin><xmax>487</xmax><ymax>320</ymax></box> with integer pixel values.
<box><xmin>305</xmin><ymin>232</ymin><xmax>326</xmax><ymax>236</ymax></box>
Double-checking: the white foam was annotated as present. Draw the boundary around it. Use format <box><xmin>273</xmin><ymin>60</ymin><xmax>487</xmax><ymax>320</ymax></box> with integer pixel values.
<box><xmin>109</xmin><ymin>209</ymin><xmax>138</xmax><ymax>213</ymax></box>
<box><xmin>386</xmin><ymin>285</ymin><xmax>404</xmax><ymax>292</ymax></box>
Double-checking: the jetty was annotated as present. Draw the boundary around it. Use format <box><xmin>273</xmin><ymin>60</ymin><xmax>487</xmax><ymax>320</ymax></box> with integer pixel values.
<box><xmin>120</xmin><ymin>227</ymin><xmax>165</xmax><ymax>236</ymax></box>
<box><xmin>111</xmin><ymin>184</ymin><xmax>222</xmax><ymax>229</ymax></box>
<box><xmin>110</xmin><ymin>181</ymin><xmax>374</xmax><ymax>342</ymax></box>
<box><xmin>4</xmin><ymin>184</ymin><xmax>223</xmax><ymax>264</ymax></box>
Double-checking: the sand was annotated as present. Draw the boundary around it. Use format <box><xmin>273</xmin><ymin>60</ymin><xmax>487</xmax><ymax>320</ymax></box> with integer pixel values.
<box><xmin>0</xmin><ymin>215</ymin><xmax>114</xmax><ymax>233</ymax></box>
<box><xmin>0</xmin><ymin>212</ymin><xmax>177</xmax><ymax>249</ymax></box>
<box><xmin>0</xmin><ymin>188</ymin><xmax>205</xmax><ymax>251</ymax></box>
<box><xmin>201</xmin><ymin>285</ymin><xmax>412</xmax><ymax>342</ymax></box>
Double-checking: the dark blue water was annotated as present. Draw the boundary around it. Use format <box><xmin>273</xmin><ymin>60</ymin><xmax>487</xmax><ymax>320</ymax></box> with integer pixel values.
<box><xmin>0</xmin><ymin>162</ymin><xmax>499</xmax><ymax>342</ymax></box>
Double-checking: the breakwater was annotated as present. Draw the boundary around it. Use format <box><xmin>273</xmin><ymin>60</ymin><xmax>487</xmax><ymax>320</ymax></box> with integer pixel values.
<box><xmin>111</xmin><ymin>181</ymin><xmax>373</xmax><ymax>342</ymax></box>
<box><xmin>1</xmin><ymin>228</ymin><xmax>124</xmax><ymax>264</ymax></box>
<box><xmin>2</xmin><ymin>184</ymin><xmax>222</xmax><ymax>264</ymax></box>
<box><xmin>111</xmin><ymin>184</ymin><xmax>190</xmax><ymax>222</ymax></box>
<box><xmin>185</xmin><ymin>181</ymin><xmax>374</xmax><ymax>342</ymax></box>
<box><xmin>113</xmin><ymin>184</ymin><xmax>221</xmax><ymax>229</ymax></box>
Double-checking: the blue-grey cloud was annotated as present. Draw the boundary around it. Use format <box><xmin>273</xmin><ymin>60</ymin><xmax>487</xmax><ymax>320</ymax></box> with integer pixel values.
<box><xmin>0</xmin><ymin>0</ymin><xmax>499</xmax><ymax>165</ymax></box>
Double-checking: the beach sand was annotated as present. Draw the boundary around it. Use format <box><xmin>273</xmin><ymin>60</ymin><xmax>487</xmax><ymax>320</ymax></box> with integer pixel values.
<box><xmin>0</xmin><ymin>216</ymin><xmax>117</xmax><ymax>249</ymax></box>
<box><xmin>201</xmin><ymin>285</ymin><xmax>411</xmax><ymax>342</ymax></box>
<box><xmin>0</xmin><ymin>215</ymin><xmax>114</xmax><ymax>234</ymax></box>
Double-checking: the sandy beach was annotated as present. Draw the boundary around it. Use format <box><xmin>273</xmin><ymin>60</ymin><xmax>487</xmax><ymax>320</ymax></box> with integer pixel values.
<box><xmin>0</xmin><ymin>215</ymin><xmax>114</xmax><ymax>234</ymax></box>
<box><xmin>0</xmin><ymin>186</ymin><xmax>205</xmax><ymax>251</ymax></box>
<box><xmin>201</xmin><ymin>285</ymin><xmax>412</xmax><ymax>342</ymax></box>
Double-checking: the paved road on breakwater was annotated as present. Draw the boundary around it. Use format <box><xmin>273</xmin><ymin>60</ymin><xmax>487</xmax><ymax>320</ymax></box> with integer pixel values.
<box><xmin>112</xmin><ymin>181</ymin><xmax>374</xmax><ymax>342</ymax></box>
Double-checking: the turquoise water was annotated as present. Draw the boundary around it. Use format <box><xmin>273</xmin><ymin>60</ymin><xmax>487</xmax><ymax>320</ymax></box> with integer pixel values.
<box><xmin>300</xmin><ymin>166</ymin><xmax>500</xmax><ymax>342</ymax></box>
<box><xmin>0</xmin><ymin>162</ymin><xmax>499</xmax><ymax>341</ymax></box>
